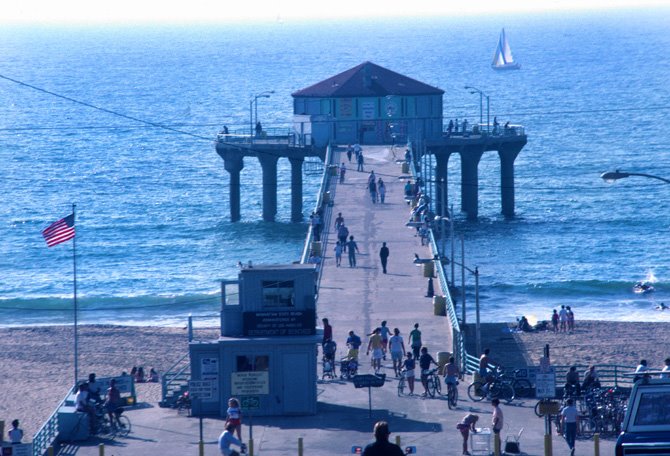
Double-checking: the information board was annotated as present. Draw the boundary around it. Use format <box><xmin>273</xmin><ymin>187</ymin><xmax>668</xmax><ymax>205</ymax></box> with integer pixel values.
<box><xmin>231</xmin><ymin>371</ymin><xmax>269</xmax><ymax>395</ymax></box>
<box><xmin>200</xmin><ymin>357</ymin><xmax>220</xmax><ymax>402</ymax></box>
<box><xmin>243</xmin><ymin>310</ymin><xmax>315</xmax><ymax>336</ymax></box>
<box><xmin>189</xmin><ymin>380</ymin><xmax>214</xmax><ymax>400</ymax></box>
<box><xmin>1</xmin><ymin>443</ymin><xmax>33</xmax><ymax>456</ymax></box>
<box><xmin>535</xmin><ymin>371</ymin><xmax>557</xmax><ymax>399</ymax></box>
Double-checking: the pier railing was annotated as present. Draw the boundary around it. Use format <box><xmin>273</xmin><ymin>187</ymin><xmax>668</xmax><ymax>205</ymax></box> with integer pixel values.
<box><xmin>300</xmin><ymin>144</ymin><xmax>335</xmax><ymax>301</ymax></box>
<box><xmin>216</xmin><ymin>126</ymin><xmax>312</xmax><ymax>148</ymax></box>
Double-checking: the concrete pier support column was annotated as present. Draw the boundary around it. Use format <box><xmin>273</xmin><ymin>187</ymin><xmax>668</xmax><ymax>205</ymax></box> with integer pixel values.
<box><xmin>258</xmin><ymin>153</ymin><xmax>279</xmax><ymax>222</ymax></box>
<box><xmin>460</xmin><ymin>147</ymin><xmax>484</xmax><ymax>220</ymax></box>
<box><xmin>434</xmin><ymin>151</ymin><xmax>450</xmax><ymax>217</ymax></box>
<box><xmin>223</xmin><ymin>155</ymin><xmax>244</xmax><ymax>222</ymax></box>
<box><xmin>289</xmin><ymin>157</ymin><xmax>304</xmax><ymax>222</ymax></box>
<box><xmin>499</xmin><ymin>145</ymin><xmax>523</xmax><ymax>218</ymax></box>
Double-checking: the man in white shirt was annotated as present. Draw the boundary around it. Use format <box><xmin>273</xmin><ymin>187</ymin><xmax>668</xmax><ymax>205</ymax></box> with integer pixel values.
<box><xmin>634</xmin><ymin>359</ymin><xmax>649</xmax><ymax>382</ymax></box>
<box><xmin>558</xmin><ymin>305</ymin><xmax>568</xmax><ymax>332</ymax></box>
<box><xmin>75</xmin><ymin>383</ymin><xmax>97</xmax><ymax>431</ymax></box>
<box><xmin>561</xmin><ymin>399</ymin><xmax>579</xmax><ymax>456</ymax></box>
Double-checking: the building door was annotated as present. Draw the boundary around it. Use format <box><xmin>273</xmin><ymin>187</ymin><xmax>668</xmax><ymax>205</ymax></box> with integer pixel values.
<box><xmin>282</xmin><ymin>353</ymin><xmax>310</xmax><ymax>414</ymax></box>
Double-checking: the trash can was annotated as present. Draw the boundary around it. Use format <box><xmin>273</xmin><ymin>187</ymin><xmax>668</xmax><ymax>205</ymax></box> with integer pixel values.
<box><xmin>422</xmin><ymin>261</ymin><xmax>434</xmax><ymax>278</ymax></box>
<box><xmin>311</xmin><ymin>241</ymin><xmax>322</xmax><ymax>256</ymax></box>
<box><xmin>322</xmin><ymin>191</ymin><xmax>330</xmax><ymax>204</ymax></box>
<box><xmin>401</xmin><ymin>162</ymin><xmax>409</xmax><ymax>174</ymax></box>
<box><xmin>330</xmin><ymin>165</ymin><xmax>339</xmax><ymax>176</ymax></box>
<box><xmin>433</xmin><ymin>295</ymin><xmax>446</xmax><ymax>316</ymax></box>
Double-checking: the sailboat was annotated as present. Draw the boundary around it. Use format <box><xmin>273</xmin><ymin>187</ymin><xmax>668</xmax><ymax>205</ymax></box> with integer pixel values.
<box><xmin>492</xmin><ymin>28</ymin><xmax>520</xmax><ymax>70</ymax></box>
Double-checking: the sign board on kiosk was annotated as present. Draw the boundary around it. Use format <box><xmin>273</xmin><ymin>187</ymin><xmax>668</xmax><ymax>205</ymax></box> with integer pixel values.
<box><xmin>189</xmin><ymin>380</ymin><xmax>214</xmax><ymax>400</ymax></box>
<box><xmin>1</xmin><ymin>443</ymin><xmax>33</xmax><ymax>456</ymax></box>
<box><xmin>231</xmin><ymin>371</ymin><xmax>269</xmax><ymax>395</ymax></box>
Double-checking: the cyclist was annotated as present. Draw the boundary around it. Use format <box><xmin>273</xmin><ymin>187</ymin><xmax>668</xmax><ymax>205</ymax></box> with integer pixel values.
<box><xmin>418</xmin><ymin>347</ymin><xmax>438</xmax><ymax>397</ymax></box>
<box><xmin>104</xmin><ymin>379</ymin><xmax>124</xmax><ymax>429</ymax></box>
<box><xmin>444</xmin><ymin>356</ymin><xmax>460</xmax><ymax>389</ymax></box>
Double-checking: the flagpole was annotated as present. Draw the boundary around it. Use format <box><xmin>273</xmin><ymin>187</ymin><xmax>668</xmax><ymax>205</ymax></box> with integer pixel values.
<box><xmin>72</xmin><ymin>203</ymin><xmax>78</xmax><ymax>387</ymax></box>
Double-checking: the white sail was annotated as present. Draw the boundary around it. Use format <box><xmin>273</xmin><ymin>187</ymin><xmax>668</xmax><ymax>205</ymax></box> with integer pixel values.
<box><xmin>492</xmin><ymin>28</ymin><xmax>520</xmax><ymax>70</ymax></box>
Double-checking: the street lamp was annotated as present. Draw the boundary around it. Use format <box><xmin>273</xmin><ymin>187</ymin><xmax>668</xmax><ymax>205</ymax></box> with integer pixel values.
<box><xmin>249</xmin><ymin>90</ymin><xmax>275</xmax><ymax>138</ymax></box>
<box><xmin>601</xmin><ymin>170</ymin><xmax>670</xmax><ymax>184</ymax></box>
<box><xmin>464</xmin><ymin>86</ymin><xmax>490</xmax><ymax>134</ymax></box>
<box><xmin>444</xmin><ymin>255</ymin><xmax>481</xmax><ymax>358</ymax></box>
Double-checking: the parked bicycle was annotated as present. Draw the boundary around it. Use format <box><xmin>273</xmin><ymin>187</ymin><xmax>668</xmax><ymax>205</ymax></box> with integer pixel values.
<box><xmin>424</xmin><ymin>368</ymin><xmax>442</xmax><ymax>398</ymax></box>
<box><xmin>467</xmin><ymin>368</ymin><xmax>514</xmax><ymax>404</ymax></box>
<box><xmin>95</xmin><ymin>404</ymin><xmax>131</xmax><ymax>439</ymax></box>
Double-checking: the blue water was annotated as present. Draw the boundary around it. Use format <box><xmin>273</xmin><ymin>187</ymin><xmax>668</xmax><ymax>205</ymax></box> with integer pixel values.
<box><xmin>1</xmin><ymin>8</ymin><xmax>670</xmax><ymax>325</ymax></box>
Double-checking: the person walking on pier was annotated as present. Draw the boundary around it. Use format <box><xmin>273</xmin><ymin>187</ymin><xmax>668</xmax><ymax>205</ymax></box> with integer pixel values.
<box><xmin>357</xmin><ymin>151</ymin><xmax>365</xmax><ymax>172</ymax></box>
<box><xmin>340</xmin><ymin>162</ymin><xmax>346</xmax><ymax>184</ymax></box>
<box><xmin>378</xmin><ymin>178</ymin><xmax>386</xmax><ymax>203</ymax></box>
<box><xmin>346</xmin><ymin>144</ymin><xmax>353</xmax><ymax>162</ymax></box>
<box><xmin>368</xmin><ymin>177</ymin><xmax>377</xmax><ymax>203</ymax></box>
<box><xmin>379</xmin><ymin>242</ymin><xmax>389</xmax><ymax>274</ymax></box>
<box><xmin>334</xmin><ymin>212</ymin><xmax>344</xmax><ymax>231</ymax></box>
<box><xmin>366</xmin><ymin>327</ymin><xmax>384</xmax><ymax>373</ymax></box>
<box><xmin>409</xmin><ymin>323</ymin><xmax>422</xmax><ymax>359</ymax></box>
<box><xmin>334</xmin><ymin>241</ymin><xmax>343</xmax><ymax>267</ymax></box>
<box><xmin>338</xmin><ymin>224</ymin><xmax>349</xmax><ymax>252</ymax></box>
<box><xmin>346</xmin><ymin>235</ymin><xmax>359</xmax><ymax>267</ymax></box>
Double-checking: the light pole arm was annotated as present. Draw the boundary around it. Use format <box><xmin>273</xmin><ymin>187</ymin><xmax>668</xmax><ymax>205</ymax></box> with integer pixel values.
<box><xmin>601</xmin><ymin>170</ymin><xmax>670</xmax><ymax>184</ymax></box>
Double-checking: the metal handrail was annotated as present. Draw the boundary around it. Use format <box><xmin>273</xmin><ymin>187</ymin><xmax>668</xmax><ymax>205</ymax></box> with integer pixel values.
<box><xmin>300</xmin><ymin>144</ymin><xmax>333</xmax><ymax>264</ymax></box>
<box><xmin>161</xmin><ymin>352</ymin><xmax>191</xmax><ymax>403</ymax></box>
<box><xmin>31</xmin><ymin>391</ymin><xmax>70</xmax><ymax>456</ymax></box>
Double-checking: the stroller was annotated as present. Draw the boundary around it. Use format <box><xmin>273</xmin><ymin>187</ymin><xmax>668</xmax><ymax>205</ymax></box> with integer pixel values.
<box><xmin>322</xmin><ymin>356</ymin><xmax>335</xmax><ymax>380</ymax></box>
<box><xmin>339</xmin><ymin>357</ymin><xmax>358</xmax><ymax>380</ymax></box>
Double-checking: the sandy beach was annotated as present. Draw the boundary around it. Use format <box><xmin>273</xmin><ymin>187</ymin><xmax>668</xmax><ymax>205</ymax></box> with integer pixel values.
<box><xmin>0</xmin><ymin>325</ymin><xmax>218</xmax><ymax>438</ymax></box>
<box><xmin>2</xmin><ymin>321</ymin><xmax>669</xmax><ymax>439</ymax></box>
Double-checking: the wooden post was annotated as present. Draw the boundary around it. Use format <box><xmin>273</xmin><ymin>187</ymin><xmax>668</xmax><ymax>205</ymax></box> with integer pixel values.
<box><xmin>494</xmin><ymin>432</ymin><xmax>501</xmax><ymax>456</ymax></box>
<box><xmin>48</xmin><ymin>447</ymin><xmax>54</xmax><ymax>456</ymax></box>
<box><xmin>0</xmin><ymin>421</ymin><xmax>4</xmax><ymax>443</ymax></box>
<box><xmin>298</xmin><ymin>437</ymin><xmax>304</xmax><ymax>456</ymax></box>
<box><xmin>248</xmin><ymin>439</ymin><xmax>254</xmax><ymax>456</ymax></box>
<box><xmin>395</xmin><ymin>435</ymin><xmax>401</xmax><ymax>446</ymax></box>
<box><xmin>594</xmin><ymin>433</ymin><xmax>600</xmax><ymax>456</ymax></box>
<box><xmin>99</xmin><ymin>443</ymin><xmax>105</xmax><ymax>456</ymax></box>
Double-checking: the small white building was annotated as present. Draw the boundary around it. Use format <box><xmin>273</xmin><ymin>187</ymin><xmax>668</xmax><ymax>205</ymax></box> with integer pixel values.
<box><xmin>292</xmin><ymin>61</ymin><xmax>444</xmax><ymax>147</ymax></box>
<box><xmin>189</xmin><ymin>264</ymin><xmax>320</xmax><ymax>417</ymax></box>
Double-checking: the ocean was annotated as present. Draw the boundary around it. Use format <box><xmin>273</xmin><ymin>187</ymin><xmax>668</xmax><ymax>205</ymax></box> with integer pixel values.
<box><xmin>1</xmin><ymin>8</ymin><xmax>670</xmax><ymax>326</ymax></box>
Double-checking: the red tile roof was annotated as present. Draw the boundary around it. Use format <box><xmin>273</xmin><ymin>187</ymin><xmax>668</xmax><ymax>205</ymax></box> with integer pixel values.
<box><xmin>292</xmin><ymin>61</ymin><xmax>444</xmax><ymax>98</ymax></box>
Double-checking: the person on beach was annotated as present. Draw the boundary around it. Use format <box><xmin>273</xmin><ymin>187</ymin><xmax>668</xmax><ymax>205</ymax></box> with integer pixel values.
<box><xmin>218</xmin><ymin>422</ymin><xmax>245</xmax><ymax>456</ymax></box>
<box><xmin>8</xmin><ymin>419</ymin><xmax>23</xmax><ymax>444</ymax></box>
<box><xmin>149</xmin><ymin>367</ymin><xmax>159</xmax><ymax>382</ymax></box>
<box><xmin>226</xmin><ymin>397</ymin><xmax>243</xmax><ymax>440</ymax></box>
<box><xmin>378</xmin><ymin>178</ymin><xmax>386</xmax><ymax>203</ymax></box>
<box><xmin>560</xmin><ymin>398</ymin><xmax>579</xmax><ymax>456</ymax></box>
<box><xmin>379</xmin><ymin>242</ymin><xmax>389</xmax><ymax>274</ymax></box>
<box><xmin>366</xmin><ymin>327</ymin><xmax>384</xmax><ymax>373</ymax></box>
<box><xmin>419</xmin><ymin>346</ymin><xmax>438</xmax><ymax>397</ymax></box>
<box><xmin>567</xmin><ymin>306</ymin><xmax>575</xmax><ymax>332</ymax></box>
<box><xmin>409</xmin><ymin>323</ymin><xmax>422</xmax><ymax>359</ymax></box>
<box><xmin>551</xmin><ymin>309</ymin><xmax>559</xmax><ymax>332</ymax></box>
<box><xmin>491</xmin><ymin>398</ymin><xmax>504</xmax><ymax>436</ymax></box>
<box><xmin>379</xmin><ymin>320</ymin><xmax>391</xmax><ymax>358</ymax></box>
<box><xmin>334</xmin><ymin>241</ymin><xmax>343</xmax><ymax>267</ymax></box>
<box><xmin>559</xmin><ymin>305</ymin><xmax>568</xmax><ymax>332</ymax></box>
<box><xmin>388</xmin><ymin>328</ymin><xmax>405</xmax><ymax>377</ymax></box>
<box><xmin>362</xmin><ymin>421</ymin><xmax>404</xmax><ymax>456</ymax></box>
<box><xmin>346</xmin><ymin>235</ymin><xmax>359</xmax><ymax>268</ymax></box>
<box><xmin>457</xmin><ymin>413</ymin><xmax>479</xmax><ymax>455</ymax></box>
<box><xmin>135</xmin><ymin>366</ymin><xmax>145</xmax><ymax>383</ymax></box>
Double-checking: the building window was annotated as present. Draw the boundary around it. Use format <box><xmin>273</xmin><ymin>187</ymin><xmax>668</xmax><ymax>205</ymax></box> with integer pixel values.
<box><xmin>236</xmin><ymin>355</ymin><xmax>270</xmax><ymax>372</ymax></box>
<box><xmin>262</xmin><ymin>280</ymin><xmax>295</xmax><ymax>307</ymax></box>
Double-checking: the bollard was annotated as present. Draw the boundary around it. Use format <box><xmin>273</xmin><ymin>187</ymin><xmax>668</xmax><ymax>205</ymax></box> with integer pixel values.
<box><xmin>298</xmin><ymin>437</ymin><xmax>304</xmax><ymax>456</ymax></box>
<box><xmin>99</xmin><ymin>443</ymin><xmax>105</xmax><ymax>456</ymax></box>
<box><xmin>248</xmin><ymin>438</ymin><xmax>254</xmax><ymax>456</ymax></box>
<box><xmin>0</xmin><ymin>420</ymin><xmax>4</xmax><ymax>443</ymax></box>
<box><xmin>494</xmin><ymin>432</ymin><xmax>501</xmax><ymax>456</ymax></box>
<box><xmin>48</xmin><ymin>447</ymin><xmax>54</xmax><ymax>456</ymax></box>
<box><xmin>199</xmin><ymin>440</ymin><xmax>204</xmax><ymax>456</ymax></box>
<box><xmin>594</xmin><ymin>433</ymin><xmax>600</xmax><ymax>456</ymax></box>
<box><xmin>395</xmin><ymin>435</ymin><xmax>401</xmax><ymax>446</ymax></box>
<box><xmin>544</xmin><ymin>433</ymin><xmax>552</xmax><ymax>456</ymax></box>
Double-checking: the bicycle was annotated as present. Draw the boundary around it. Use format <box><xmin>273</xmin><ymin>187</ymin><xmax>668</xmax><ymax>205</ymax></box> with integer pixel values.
<box><xmin>499</xmin><ymin>369</ymin><xmax>533</xmax><ymax>399</ymax></box>
<box><xmin>468</xmin><ymin>373</ymin><xmax>514</xmax><ymax>404</ymax></box>
<box><xmin>95</xmin><ymin>405</ymin><xmax>131</xmax><ymax>439</ymax></box>
<box><xmin>446</xmin><ymin>379</ymin><xmax>459</xmax><ymax>409</ymax></box>
<box><xmin>424</xmin><ymin>368</ymin><xmax>442</xmax><ymax>398</ymax></box>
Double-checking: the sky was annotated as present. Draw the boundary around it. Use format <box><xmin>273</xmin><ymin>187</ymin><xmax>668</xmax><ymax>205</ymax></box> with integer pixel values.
<box><xmin>2</xmin><ymin>0</ymin><xmax>670</xmax><ymax>24</ymax></box>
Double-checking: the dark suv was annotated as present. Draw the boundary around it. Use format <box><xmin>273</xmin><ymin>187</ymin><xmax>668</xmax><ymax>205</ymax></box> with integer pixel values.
<box><xmin>615</xmin><ymin>378</ymin><xmax>670</xmax><ymax>456</ymax></box>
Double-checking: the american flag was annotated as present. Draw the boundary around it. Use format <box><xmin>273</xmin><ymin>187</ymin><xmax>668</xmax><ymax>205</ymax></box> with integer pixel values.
<box><xmin>42</xmin><ymin>213</ymin><xmax>76</xmax><ymax>247</ymax></box>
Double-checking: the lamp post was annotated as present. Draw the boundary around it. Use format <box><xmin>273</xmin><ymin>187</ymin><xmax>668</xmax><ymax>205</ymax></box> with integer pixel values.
<box><xmin>444</xmin><ymin>255</ymin><xmax>481</xmax><ymax>358</ymax></box>
<box><xmin>250</xmin><ymin>91</ymin><xmax>274</xmax><ymax>139</ymax></box>
<box><xmin>464</xmin><ymin>86</ymin><xmax>490</xmax><ymax>134</ymax></box>
<box><xmin>601</xmin><ymin>170</ymin><xmax>670</xmax><ymax>184</ymax></box>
